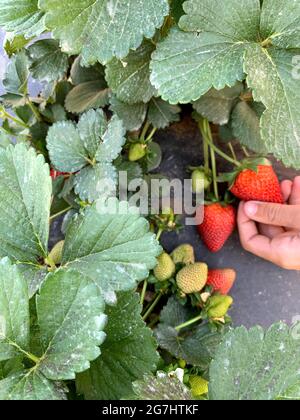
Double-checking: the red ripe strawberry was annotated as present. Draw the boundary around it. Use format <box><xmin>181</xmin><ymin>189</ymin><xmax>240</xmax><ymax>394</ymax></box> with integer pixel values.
<box><xmin>207</xmin><ymin>268</ymin><xmax>236</xmax><ymax>295</ymax></box>
<box><xmin>229</xmin><ymin>160</ymin><xmax>284</xmax><ymax>204</ymax></box>
<box><xmin>197</xmin><ymin>203</ymin><xmax>236</xmax><ymax>253</ymax></box>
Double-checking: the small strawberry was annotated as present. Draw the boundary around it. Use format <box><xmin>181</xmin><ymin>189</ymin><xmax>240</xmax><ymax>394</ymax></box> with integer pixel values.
<box><xmin>129</xmin><ymin>143</ymin><xmax>147</xmax><ymax>162</ymax></box>
<box><xmin>207</xmin><ymin>268</ymin><xmax>236</xmax><ymax>295</ymax></box>
<box><xmin>221</xmin><ymin>158</ymin><xmax>284</xmax><ymax>204</ymax></box>
<box><xmin>154</xmin><ymin>252</ymin><xmax>176</xmax><ymax>282</ymax></box>
<box><xmin>191</xmin><ymin>169</ymin><xmax>211</xmax><ymax>193</ymax></box>
<box><xmin>176</xmin><ymin>262</ymin><xmax>208</xmax><ymax>294</ymax></box>
<box><xmin>45</xmin><ymin>240</ymin><xmax>65</xmax><ymax>266</ymax></box>
<box><xmin>197</xmin><ymin>203</ymin><xmax>236</xmax><ymax>253</ymax></box>
<box><xmin>171</xmin><ymin>244</ymin><xmax>195</xmax><ymax>265</ymax></box>
<box><xmin>207</xmin><ymin>295</ymin><xmax>233</xmax><ymax>319</ymax></box>
<box><xmin>189</xmin><ymin>376</ymin><xmax>209</xmax><ymax>397</ymax></box>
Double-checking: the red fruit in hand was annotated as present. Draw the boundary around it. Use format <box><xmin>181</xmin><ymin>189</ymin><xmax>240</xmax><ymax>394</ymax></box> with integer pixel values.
<box><xmin>197</xmin><ymin>203</ymin><xmax>236</xmax><ymax>253</ymax></box>
<box><xmin>207</xmin><ymin>268</ymin><xmax>236</xmax><ymax>295</ymax></box>
<box><xmin>230</xmin><ymin>162</ymin><xmax>284</xmax><ymax>204</ymax></box>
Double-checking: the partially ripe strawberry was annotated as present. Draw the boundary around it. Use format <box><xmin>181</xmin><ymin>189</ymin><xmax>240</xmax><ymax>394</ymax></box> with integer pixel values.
<box><xmin>154</xmin><ymin>252</ymin><xmax>176</xmax><ymax>281</ymax></box>
<box><xmin>226</xmin><ymin>159</ymin><xmax>284</xmax><ymax>204</ymax></box>
<box><xmin>197</xmin><ymin>203</ymin><xmax>236</xmax><ymax>253</ymax></box>
<box><xmin>207</xmin><ymin>269</ymin><xmax>236</xmax><ymax>295</ymax></box>
<box><xmin>176</xmin><ymin>263</ymin><xmax>208</xmax><ymax>294</ymax></box>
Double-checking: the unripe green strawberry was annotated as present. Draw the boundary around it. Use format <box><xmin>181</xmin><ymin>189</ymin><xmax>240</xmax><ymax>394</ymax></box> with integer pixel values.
<box><xmin>178</xmin><ymin>359</ymin><xmax>186</xmax><ymax>369</ymax></box>
<box><xmin>192</xmin><ymin>169</ymin><xmax>211</xmax><ymax>193</ymax></box>
<box><xmin>129</xmin><ymin>143</ymin><xmax>147</xmax><ymax>162</ymax></box>
<box><xmin>154</xmin><ymin>252</ymin><xmax>175</xmax><ymax>281</ymax></box>
<box><xmin>47</xmin><ymin>240</ymin><xmax>64</xmax><ymax>266</ymax></box>
<box><xmin>176</xmin><ymin>263</ymin><xmax>208</xmax><ymax>294</ymax></box>
<box><xmin>189</xmin><ymin>376</ymin><xmax>209</xmax><ymax>397</ymax></box>
<box><xmin>171</xmin><ymin>244</ymin><xmax>195</xmax><ymax>265</ymax></box>
<box><xmin>207</xmin><ymin>295</ymin><xmax>233</xmax><ymax>319</ymax></box>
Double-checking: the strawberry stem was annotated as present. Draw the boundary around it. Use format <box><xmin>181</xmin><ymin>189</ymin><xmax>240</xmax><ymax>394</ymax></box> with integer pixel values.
<box><xmin>140</xmin><ymin>279</ymin><xmax>148</xmax><ymax>305</ymax></box>
<box><xmin>205</xmin><ymin>136</ymin><xmax>241</xmax><ymax>167</ymax></box>
<box><xmin>228</xmin><ymin>142</ymin><xmax>237</xmax><ymax>161</ymax></box>
<box><xmin>0</xmin><ymin>109</ymin><xmax>30</xmax><ymax>129</ymax></box>
<box><xmin>142</xmin><ymin>291</ymin><xmax>163</xmax><ymax>321</ymax></box>
<box><xmin>49</xmin><ymin>206</ymin><xmax>72</xmax><ymax>222</ymax></box>
<box><xmin>175</xmin><ymin>314</ymin><xmax>202</xmax><ymax>331</ymax></box>
<box><xmin>140</xmin><ymin>121</ymin><xmax>151</xmax><ymax>141</ymax></box>
<box><xmin>201</xmin><ymin>119</ymin><xmax>219</xmax><ymax>201</ymax></box>
<box><xmin>198</xmin><ymin>120</ymin><xmax>210</xmax><ymax>173</ymax></box>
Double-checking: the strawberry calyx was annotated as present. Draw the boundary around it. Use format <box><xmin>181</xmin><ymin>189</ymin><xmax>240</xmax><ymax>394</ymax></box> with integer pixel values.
<box><xmin>218</xmin><ymin>157</ymin><xmax>272</xmax><ymax>188</ymax></box>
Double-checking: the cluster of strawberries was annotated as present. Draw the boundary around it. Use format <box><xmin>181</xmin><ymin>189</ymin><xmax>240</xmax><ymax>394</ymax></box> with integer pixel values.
<box><xmin>154</xmin><ymin>244</ymin><xmax>236</xmax><ymax>319</ymax></box>
<box><xmin>197</xmin><ymin>160</ymin><xmax>284</xmax><ymax>252</ymax></box>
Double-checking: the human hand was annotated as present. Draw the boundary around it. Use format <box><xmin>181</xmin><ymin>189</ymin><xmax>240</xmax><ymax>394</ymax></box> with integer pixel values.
<box><xmin>237</xmin><ymin>176</ymin><xmax>300</xmax><ymax>270</ymax></box>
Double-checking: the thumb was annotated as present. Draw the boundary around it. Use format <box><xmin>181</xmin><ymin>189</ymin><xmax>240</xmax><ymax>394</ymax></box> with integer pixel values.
<box><xmin>244</xmin><ymin>201</ymin><xmax>300</xmax><ymax>230</ymax></box>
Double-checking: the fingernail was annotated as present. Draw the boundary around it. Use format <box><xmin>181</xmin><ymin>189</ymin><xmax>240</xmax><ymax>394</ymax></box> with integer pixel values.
<box><xmin>244</xmin><ymin>202</ymin><xmax>258</xmax><ymax>217</ymax></box>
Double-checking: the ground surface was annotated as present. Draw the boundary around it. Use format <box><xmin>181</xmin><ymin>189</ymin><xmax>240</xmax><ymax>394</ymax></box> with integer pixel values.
<box><xmin>1</xmin><ymin>29</ymin><xmax>300</xmax><ymax>328</ymax></box>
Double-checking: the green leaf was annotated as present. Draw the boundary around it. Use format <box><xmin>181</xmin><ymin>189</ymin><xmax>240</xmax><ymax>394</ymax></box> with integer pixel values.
<box><xmin>193</xmin><ymin>84</ymin><xmax>243</xmax><ymax>125</ymax></box>
<box><xmin>132</xmin><ymin>373</ymin><xmax>194</xmax><ymax>400</ymax></box>
<box><xmin>170</xmin><ymin>0</ymin><xmax>185</xmax><ymax>24</ymax></box>
<box><xmin>260</xmin><ymin>0</ymin><xmax>300</xmax><ymax>49</ymax></box>
<box><xmin>27</xmin><ymin>39</ymin><xmax>69</xmax><ymax>83</ymax></box>
<box><xmin>40</xmin><ymin>0</ymin><xmax>169</xmax><ymax>65</ymax></box>
<box><xmin>77</xmin><ymin>292</ymin><xmax>159</xmax><ymax>400</ymax></box>
<box><xmin>18</xmin><ymin>265</ymin><xmax>48</xmax><ymax>298</ymax></box>
<box><xmin>115</xmin><ymin>160</ymin><xmax>143</xmax><ymax>185</ymax></box>
<box><xmin>155</xmin><ymin>298</ymin><xmax>225</xmax><ymax>371</ymax></box>
<box><xmin>47</xmin><ymin>109</ymin><xmax>125</xmax><ymax>171</ymax></box>
<box><xmin>109</xmin><ymin>95</ymin><xmax>147</xmax><ymax>132</ymax></box>
<box><xmin>277</xmin><ymin>383</ymin><xmax>300</xmax><ymax>400</ymax></box>
<box><xmin>0</xmin><ymin>0</ymin><xmax>45</xmax><ymax>39</ymax></box>
<box><xmin>150</xmin><ymin>28</ymin><xmax>246</xmax><ymax>104</ymax></box>
<box><xmin>65</xmin><ymin>82</ymin><xmax>110</xmax><ymax>114</ymax></box>
<box><xmin>4</xmin><ymin>35</ymin><xmax>31</xmax><ymax>58</ymax></box>
<box><xmin>148</xmin><ymin>97</ymin><xmax>181</xmax><ymax>129</ymax></box>
<box><xmin>36</xmin><ymin>269</ymin><xmax>107</xmax><ymax>381</ymax></box>
<box><xmin>0</xmin><ymin>259</ymin><xmax>30</xmax><ymax>362</ymax></box>
<box><xmin>2</xmin><ymin>51</ymin><xmax>29</xmax><ymax>107</ymax></box>
<box><xmin>179</xmin><ymin>0</ymin><xmax>260</xmax><ymax>41</ymax></box>
<box><xmin>231</xmin><ymin>101</ymin><xmax>267</xmax><ymax>154</ymax></box>
<box><xmin>209</xmin><ymin>323</ymin><xmax>300</xmax><ymax>400</ymax></box>
<box><xmin>0</xmin><ymin>371</ymin><xmax>66</xmax><ymax>400</ymax></box>
<box><xmin>62</xmin><ymin>199</ymin><xmax>161</xmax><ymax>302</ymax></box>
<box><xmin>0</xmin><ymin>144</ymin><xmax>51</xmax><ymax>262</ymax></box>
<box><xmin>105</xmin><ymin>42</ymin><xmax>156</xmax><ymax>105</ymax></box>
<box><xmin>244</xmin><ymin>44</ymin><xmax>300</xmax><ymax>168</ymax></box>
<box><xmin>0</xmin><ymin>359</ymin><xmax>23</xmax><ymax>380</ymax></box>
<box><xmin>70</xmin><ymin>57</ymin><xmax>106</xmax><ymax>85</ymax></box>
<box><xmin>74</xmin><ymin>163</ymin><xmax>117</xmax><ymax>203</ymax></box>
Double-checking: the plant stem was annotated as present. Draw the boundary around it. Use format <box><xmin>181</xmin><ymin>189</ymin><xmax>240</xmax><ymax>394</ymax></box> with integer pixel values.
<box><xmin>140</xmin><ymin>121</ymin><xmax>151</xmax><ymax>141</ymax></box>
<box><xmin>205</xmin><ymin>134</ymin><xmax>241</xmax><ymax>167</ymax></box>
<box><xmin>228</xmin><ymin>142</ymin><xmax>237</xmax><ymax>161</ymax></box>
<box><xmin>140</xmin><ymin>279</ymin><xmax>148</xmax><ymax>305</ymax></box>
<box><xmin>142</xmin><ymin>292</ymin><xmax>163</xmax><ymax>322</ymax></box>
<box><xmin>156</xmin><ymin>227</ymin><xmax>164</xmax><ymax>241</ymax></box>
<box><xmin>203</xmin><ymin>119</ymin><xmax>220</xmax><ymax>201</ymax></box>
<box><xmin>0</xmin><ymin>110</ymin><xmax>29</xmax><ymax>129</ymax></box>
<box><xmin>49</xmin><ymin>206</ymin><xmax>72</xmax><ymax>222</ymax></box>
<box><xmin>175</xmin><ymin>314</ymin><xmax>202</xmax><ymax>331</ymax></box>
<box><xmin>242</xmin><ymin>146</ymin><xmax>250</xmax><ymax>158</ymax></box>
<box><xmin>199</xmin><ymin>120</ymin><xmax>210</xmax><ymax>173</ymax></box>
<box><xmin>6</xmin><ymin>338</ymin><xmax>40</xmax><ymax>364</ymax></box>
<box><xmin>27</xmin><ymin>99</ymin><xmax>42</xmax><ymax>122</ymax></box>
<box><xmin>145</xmin><ymin>127</ymin><xmax>157</xmax><ymax>142</ymax></box>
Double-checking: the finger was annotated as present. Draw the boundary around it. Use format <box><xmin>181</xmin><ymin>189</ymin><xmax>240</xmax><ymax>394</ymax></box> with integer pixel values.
<box><xmin>244</xmin><ymin>202</ymin><xmax>300</xmax><ymax>230</ymax></box>
<box><xmin>258</xmin><ymin>223</ymin><xmax>285</xmax><ymax>239</ymax></box>
<box><xmin>238</xmin><ymin>202</ymin><xmax>274</xmax><ymax>260</ymax></box>
<box><xmin>281</xmin><ymin>180</ymin><xmax>293</xmax><ymax>203</ymax></box>
<box><xmin>289</xmin><ymin>176</ymin><xmax>300</xmax><ymax>205</ymax></box>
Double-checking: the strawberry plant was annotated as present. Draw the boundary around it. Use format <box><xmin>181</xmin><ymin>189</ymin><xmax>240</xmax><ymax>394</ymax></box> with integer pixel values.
<box><xmin>0</xmin><ymin>0</ymin><xmax>300</xmax><ymax>401</ymax></box>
